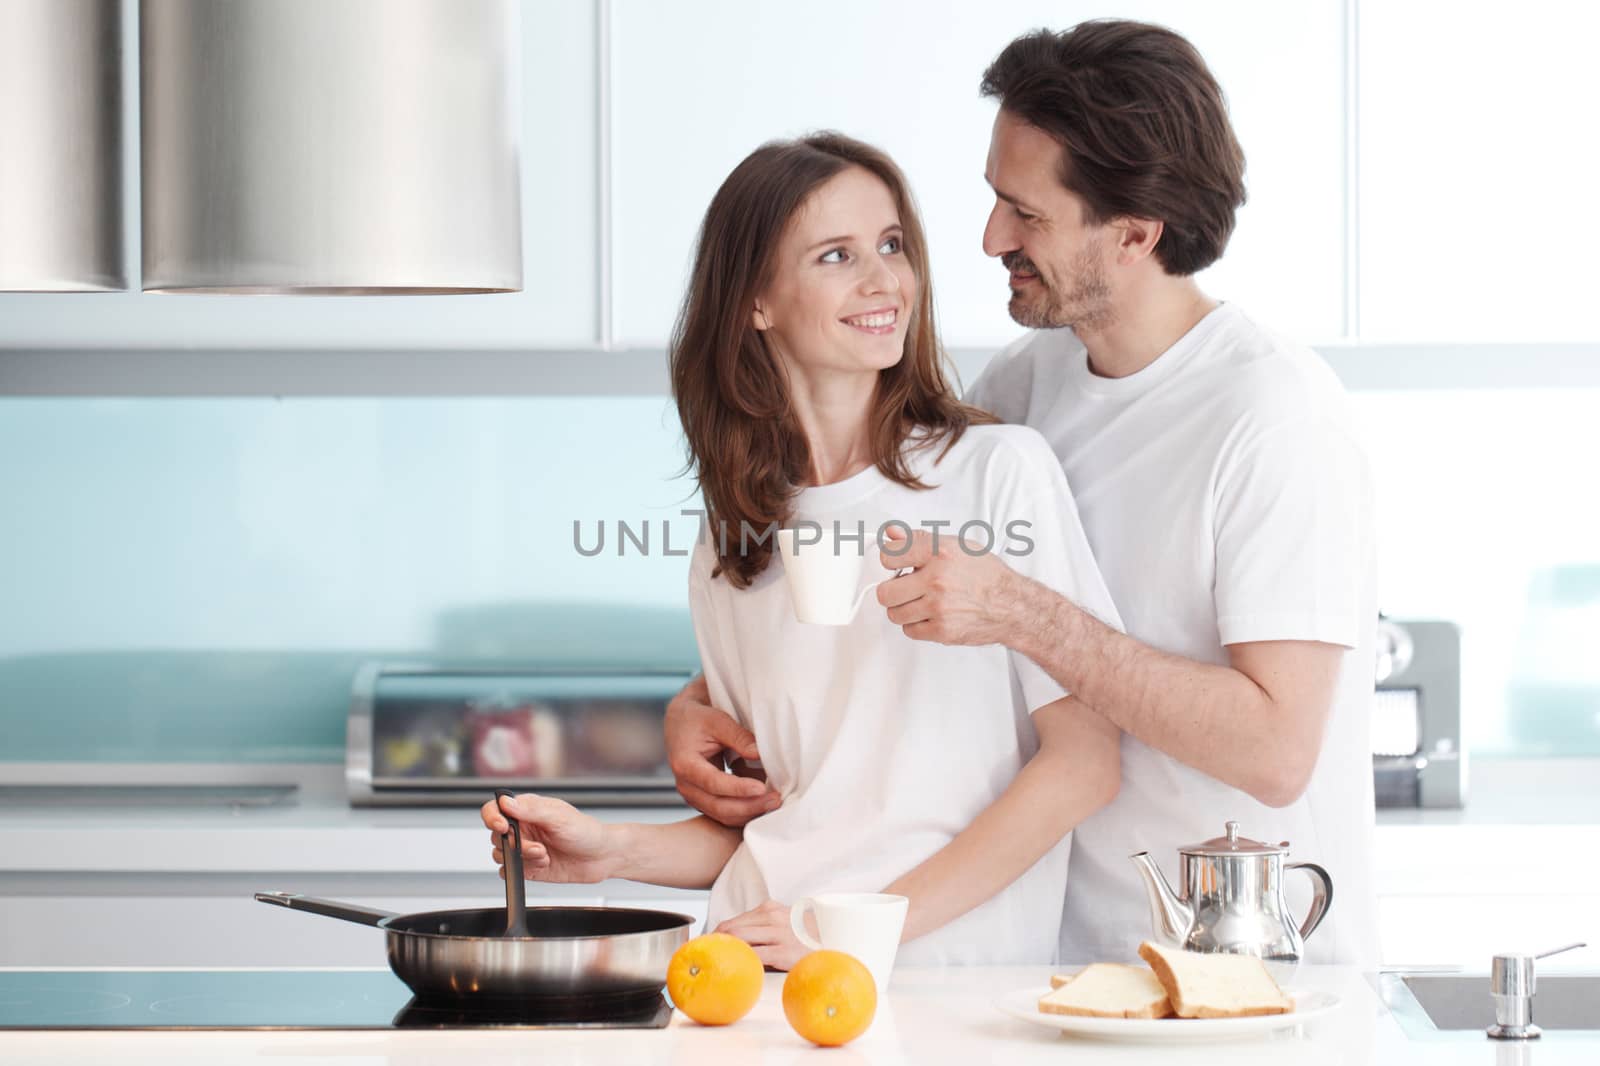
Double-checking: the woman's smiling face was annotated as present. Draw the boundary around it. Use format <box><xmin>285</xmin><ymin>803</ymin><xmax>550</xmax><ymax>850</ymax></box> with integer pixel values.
<box><xmin>753</xmin><ymin>165</ymin><xmax>916</xmax><ymax>379</ymax></box>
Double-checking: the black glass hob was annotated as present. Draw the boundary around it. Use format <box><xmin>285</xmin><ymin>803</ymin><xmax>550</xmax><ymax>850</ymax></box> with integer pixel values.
<box><xmin>0</xmin><ymin>970</ymin><xmax>673</xmax><ymax>1030</ymax></box>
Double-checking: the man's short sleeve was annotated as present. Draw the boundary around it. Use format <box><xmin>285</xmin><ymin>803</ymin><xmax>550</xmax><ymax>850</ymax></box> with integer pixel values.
<box><xmin>1213</xmin><ymin>418</ymin><xmax>1370</xmax><ymax>648</ymax></box>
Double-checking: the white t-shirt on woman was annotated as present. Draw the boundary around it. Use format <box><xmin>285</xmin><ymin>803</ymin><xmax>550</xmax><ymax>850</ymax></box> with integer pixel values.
<box><xmin>692</xmin><ymin>423</ymin><xmax>1122</xmax><ymax>965</ymax></box>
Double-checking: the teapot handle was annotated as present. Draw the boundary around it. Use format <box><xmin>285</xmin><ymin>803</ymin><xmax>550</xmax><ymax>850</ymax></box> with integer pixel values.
<box><xmin>1287</xmin><ymin>861</ymin><xmax>1334</xmax><ymax>942</ymax></box>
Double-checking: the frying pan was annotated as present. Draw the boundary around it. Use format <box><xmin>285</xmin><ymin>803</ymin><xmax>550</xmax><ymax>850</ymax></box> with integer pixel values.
<box><xmin>255</xmin><ymin>893</ymin><xmax>694</xmax><ymax>1001</ymax></box>
<box><xmin>256</xmin><ymin>792</ymin><xmax>694</xmax><ymax>1001</ymax></box>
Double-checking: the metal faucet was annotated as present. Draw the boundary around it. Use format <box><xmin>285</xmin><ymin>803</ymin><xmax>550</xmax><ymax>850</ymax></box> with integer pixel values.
<box><xmin>1487</xmin><ymin>942</ymin><xmax>1586</xmax><ymax>1040</ymax></box>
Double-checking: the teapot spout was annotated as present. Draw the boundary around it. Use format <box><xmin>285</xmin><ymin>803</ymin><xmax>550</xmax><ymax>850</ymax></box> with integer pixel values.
<box><xmin>1130</xmin><ymin>851</ymin><xmax>1191</xmax><ymax>947</ymax></box>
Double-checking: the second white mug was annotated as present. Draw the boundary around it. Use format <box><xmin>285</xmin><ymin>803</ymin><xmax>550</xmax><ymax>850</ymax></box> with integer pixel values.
<box><xmin>789</xmin><ymin>892</ymin><xmax>909</xmax><ymax>994</ymax></box>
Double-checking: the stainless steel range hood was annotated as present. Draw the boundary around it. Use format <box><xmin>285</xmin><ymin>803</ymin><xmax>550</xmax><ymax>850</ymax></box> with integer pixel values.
<box><xmin>0</xmin><ymin>0</ymin><xmax>126</xmax><ymax>292</ymax></box>
<box><xmin>140</xmin><ymin>0</ymin><xmax>522</xmax><ymax>294</ymax></box>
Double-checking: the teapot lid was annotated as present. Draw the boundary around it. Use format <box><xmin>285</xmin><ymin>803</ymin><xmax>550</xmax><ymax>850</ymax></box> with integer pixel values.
<box><xmin>1179</xmin><ymin>820</ymin><xmax>1289</xmax><ymax>856</ymax></box>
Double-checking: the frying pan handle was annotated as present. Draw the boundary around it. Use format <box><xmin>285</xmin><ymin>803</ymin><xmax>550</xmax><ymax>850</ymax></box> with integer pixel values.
<box><xmin>254</xmin><ymin>891</ymin><xmax>397</xmax><ymax>926</ymax></box>
<box><xmin>495</xmin><ymin>789</ymin><xmax>530</xmax><ymax>936</ymax></box>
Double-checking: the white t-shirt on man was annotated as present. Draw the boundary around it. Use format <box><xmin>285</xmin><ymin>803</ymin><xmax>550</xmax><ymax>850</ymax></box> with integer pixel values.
<box><xmin>692</xmin><ymin>423</ymin><xmax>1123</xmax><ymax>965</ymax></box>
<box><xmin>966</xmin><ymin>303</ymin><xmax>1379</xmax><ymax>966</ymax></box>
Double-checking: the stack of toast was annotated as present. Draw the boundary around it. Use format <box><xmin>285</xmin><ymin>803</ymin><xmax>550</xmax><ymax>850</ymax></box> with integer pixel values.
<box><xmin>1037</xmin><ymin>941</ymin><xmax>1294</xmax><ymax>1020</ymax></box>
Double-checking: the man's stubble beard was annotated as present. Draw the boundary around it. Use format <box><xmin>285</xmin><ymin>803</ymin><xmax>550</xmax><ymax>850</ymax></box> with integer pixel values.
<box><xmin>1007</xmin><ymin>242</ymin><xmax>1115</xmax><ymax>333</ymax></box>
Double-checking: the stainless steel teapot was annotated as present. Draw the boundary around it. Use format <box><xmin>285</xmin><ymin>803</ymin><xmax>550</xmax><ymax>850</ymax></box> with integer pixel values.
<box><xmin>1130</xmin><ymin>821</ymin><xmax>1332</xmax><ymax>983</ymax></box>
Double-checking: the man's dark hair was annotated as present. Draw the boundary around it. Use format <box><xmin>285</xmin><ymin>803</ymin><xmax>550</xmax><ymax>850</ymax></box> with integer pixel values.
<box><xmin>980</xmin><ymin>20</ymin><xmax>1247</xmax><ymax>276</ymax></box>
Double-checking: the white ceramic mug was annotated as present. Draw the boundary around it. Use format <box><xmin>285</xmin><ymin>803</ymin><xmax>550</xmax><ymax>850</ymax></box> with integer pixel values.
<box><xmin>789</xmin><ymin>892</ymin><xmax>909</xmax><ymax>994</ymax></box>
<box><xmin>776</xmin><ymin>527</ymin><xmax>908</xmax><ymax>626</ymax></box>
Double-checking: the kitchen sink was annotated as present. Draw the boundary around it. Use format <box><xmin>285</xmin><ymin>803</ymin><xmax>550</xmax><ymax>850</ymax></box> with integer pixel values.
<box><xmin>1380</xmin><ymin>972</ymin><xmax>1600</xmax><ymax>1036</ymax></box>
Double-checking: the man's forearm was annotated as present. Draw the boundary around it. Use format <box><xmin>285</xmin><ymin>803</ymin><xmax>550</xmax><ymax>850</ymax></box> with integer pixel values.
<box><xmin>608</xmin><ymin>816</ymin><xmax>742</xmax><ymax>890</ymax></box>
<box><xmin>1003</xmin><ymin>573</ymin><xmax>1317</xmax><ymax>807</ymax></box>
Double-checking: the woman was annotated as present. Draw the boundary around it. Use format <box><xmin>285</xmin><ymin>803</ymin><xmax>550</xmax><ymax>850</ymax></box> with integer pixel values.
<box><xmin>482</xmin><ymin>133</ymin><xmax>1123</xmax><ymax>968</ymax></box>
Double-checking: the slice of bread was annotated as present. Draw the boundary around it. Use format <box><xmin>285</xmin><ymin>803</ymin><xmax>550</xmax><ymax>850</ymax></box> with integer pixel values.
<box><xmin>1137</xmin><ymin>941</ymin><xmax>1293</xmax><ymax>1018</ymax></box>
<box><xmin>1037</xmin><ymin>963</ymin><xmax>1173</xmax><ymax>1019</ymax></box>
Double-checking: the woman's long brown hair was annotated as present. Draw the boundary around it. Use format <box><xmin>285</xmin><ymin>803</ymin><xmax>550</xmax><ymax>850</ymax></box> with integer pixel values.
<box><xmin>670</xmin><ymin>132</ymin><xmax>994</xmax><ymax>589</ymax></box>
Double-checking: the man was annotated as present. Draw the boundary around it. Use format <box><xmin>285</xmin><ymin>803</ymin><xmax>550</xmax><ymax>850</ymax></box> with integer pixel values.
<box><xmin>665</xmin><ymin>20</ymin><xmax>1377</xmax><ymax>965</ymax></box>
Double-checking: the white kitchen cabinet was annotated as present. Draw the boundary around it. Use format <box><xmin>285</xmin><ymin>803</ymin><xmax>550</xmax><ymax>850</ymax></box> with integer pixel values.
<box><xmin>611</xmin><ymin>0</ymin><xmax>1347</xmax><ymax>350</ymax></box>
<box><xmin>1377</xmin><ymin>895</ymin><xmax>1600</xmax><ymax>969</ymax></box>
<box><xmin>620</xmin><ymin>896</ymin><xmax>710</xmax><ymax>937</ymax></box>
<box><xmin>0</xmin><ymin>880</ymin><xmax>709</xmax><ymax>968</ymax></box>
<box><xmin>1358</xmin><ymin>2</ymin><xmax>1600</xmax><ymax>342</ymax></box>
<box><xmin>1372</xmin><ymin>818</ymin><xmax>1600</xmax><ymax>968</ymax></box>
<box><xmin>0</xmin><ymin>1</ymin><xmax>1348</xmax><ymax>373</ymax></box>
<box><xmin>0</xmin><ymin>2</ymin><xmax>600</xmax><ymax>350</ymax></box>
<box><xmin>0</xmin><ymin>895</ymin><xmax>513</xmax><ymax>968</ymax></box>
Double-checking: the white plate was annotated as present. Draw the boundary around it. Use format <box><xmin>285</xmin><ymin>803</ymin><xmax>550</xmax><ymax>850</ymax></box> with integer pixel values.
<box><xmin>995</xmin><ymin>986</ymin><xmax>1342</xmax><ymax>1043</ymax></box>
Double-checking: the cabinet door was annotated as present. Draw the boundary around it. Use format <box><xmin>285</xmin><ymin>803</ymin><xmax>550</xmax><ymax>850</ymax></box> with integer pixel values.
<box><xmin>1378</xmin><ymin>895</ymin><xmax>1600</xmax><ymax>968</ymax></box>
<box><xmin>612</xmin><ymin>0</ymin><xmax>1346</xmax><ymax>350</ymax></box>
<box><xmin>1359</xmin><ymin>2</ymin><xmax>1600</xmax><ymax>342</ymax></box>
<box><xmin>611</xmin><ymin>895</ymin><xmax>710</xmax><ymax>937</ymax></box>
<box><xmin>0</xmin><ymin>2</ymin><xmax>599</xmax><ymax>349</ymax></box>
<box><xmin>0</xmin><ymin>891</ymin><xmax>609</xmax><ymax>968</ymax></box>
<box><xmin>1</xmin><ymin>896</ymin><xmax>392</xmax><ymax>967</ymax></box>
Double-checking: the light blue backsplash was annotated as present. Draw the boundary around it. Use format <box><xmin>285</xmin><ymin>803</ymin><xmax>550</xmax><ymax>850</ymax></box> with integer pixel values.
<box><xmin>0</xmin><ymin>398</ymin><xmax>703</xmax><ymax>762</ymax></box>
<box><xmin>5</xmin><ymin>387</ymin><xmax>1600</xmax><ymax>762</ymax></box>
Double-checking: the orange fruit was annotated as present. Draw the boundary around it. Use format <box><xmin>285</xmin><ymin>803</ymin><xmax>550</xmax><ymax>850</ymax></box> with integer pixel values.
<box><xmin>666</xmin><ymin>932</ymin><xmax>764</xmax><ymax>1026</ymax></box>
<box><xmin>781</xmin><ymin>950</ymin><xmax>877</xmax><ymax>1046</ymax></box>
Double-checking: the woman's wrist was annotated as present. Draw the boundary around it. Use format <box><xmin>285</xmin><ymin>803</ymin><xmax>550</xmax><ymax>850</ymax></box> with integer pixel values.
<box><xmin>601</xmin><ymin>822</ymin><xmax>637</xmax><ymax>881</ymax></box>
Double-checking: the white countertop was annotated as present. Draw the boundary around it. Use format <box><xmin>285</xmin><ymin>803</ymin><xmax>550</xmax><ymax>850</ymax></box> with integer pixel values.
<box><xmin>0</xmin><ymin>965</ymin><xmax>1593</xmax><ymax>1065</ymax></box>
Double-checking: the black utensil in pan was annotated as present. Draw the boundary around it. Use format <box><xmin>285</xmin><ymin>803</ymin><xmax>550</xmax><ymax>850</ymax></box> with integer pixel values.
<box><xmin>496</xmin><ymin>787</ymin><xmax>531</xmax><ymax>937</ymax></box>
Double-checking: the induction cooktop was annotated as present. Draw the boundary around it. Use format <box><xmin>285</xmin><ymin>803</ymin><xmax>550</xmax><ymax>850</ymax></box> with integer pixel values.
<box><xmin>0</xmin><ymin>970</ymin><xmax>673</xmax><ymax>1030</ymax></box>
